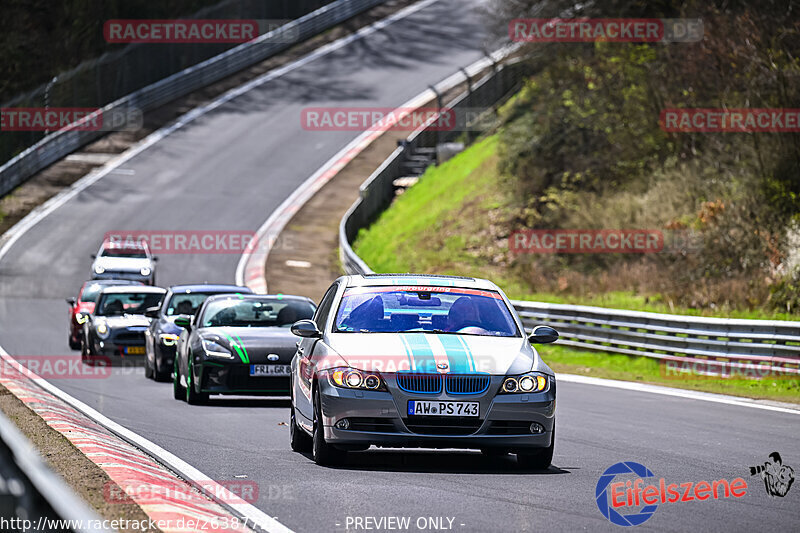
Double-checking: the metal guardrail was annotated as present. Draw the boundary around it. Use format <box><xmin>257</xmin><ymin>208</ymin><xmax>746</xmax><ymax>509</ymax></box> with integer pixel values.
<box><xmin>0</xmin><ymin>0</ymin><xmax>387</xmax><ymax>198</ymax></box>
<box><xmin>0</xmin><ymin>410</ymin><xmax>111</xmax><ymax>533</ymax></box>
<box><xmin>513</xmin><ymin>301</ymin><xmax>800</xmax><ymax>374</ymax></box>
<box><xmin>338</xmin><ymin>58</ymin><xmax>800</xmax><ymax>376</ymax></box>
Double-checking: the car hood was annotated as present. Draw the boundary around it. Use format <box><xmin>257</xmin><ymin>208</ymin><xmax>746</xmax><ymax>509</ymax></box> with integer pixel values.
<box><xmin>76</xmin><ymin>302</ymin><xmax>95</xmax><ymax>314</ymax></box>
<box><xmin>159</xmin><ymin>316</ymin><xmax>183</xmax><ymax>335</ymax></box>
<box><xmin>96</xmin><ymin>315</ymin><xmax>150</xmax><ymax>328</ymax></box>
<box><xmin>93</xmin><ymin>256</ymin><xmax>152</xmax><ymax>272</ymax></box>
<box><xmin>327</xmin><ymin>333</ymin><xmax>536</xmax><ymax>376</ymax></box>
<box><xmin>199</xmin><ymin>327</ymin><xmax>297</xmax><ymax>362</ymax></box>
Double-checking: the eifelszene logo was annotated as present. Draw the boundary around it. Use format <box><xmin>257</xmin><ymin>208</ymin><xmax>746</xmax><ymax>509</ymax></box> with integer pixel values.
<box><xmin>749</xmin><ymin>452</ymin><xmax>795</xmax><ymax>498</ymax></box>
<box><xmin>595</xmin><ymin>461</ymin><xmax>748</xmax><ymax>526</ymax></box>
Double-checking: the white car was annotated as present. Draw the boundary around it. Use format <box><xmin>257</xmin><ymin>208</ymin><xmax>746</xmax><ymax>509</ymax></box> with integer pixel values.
<box><xmin>91</xmin><ymin>239</ymin><xmax>157</xmax><ymax>285</ymax></box>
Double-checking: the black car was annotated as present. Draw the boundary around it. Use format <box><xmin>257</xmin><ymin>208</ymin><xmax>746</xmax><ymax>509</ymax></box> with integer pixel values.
<box><xmin>173</xmin><ymin>293</ymin><xmax>316</xmax><ymax>404</ymax></box>
<box><xmin>82</xmin><ymin>286</ymin><xmax>166</xmax><ymax>362</ymax></box>
<box><xmin>144</xmin><ymin>283</ymin><xmax>252</xmax><ymax>382</ymax></box>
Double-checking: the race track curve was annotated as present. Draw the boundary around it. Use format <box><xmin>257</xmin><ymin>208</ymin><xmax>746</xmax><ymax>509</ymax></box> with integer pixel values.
<box><xmin>0</xmin><ymin>0</ymin><xmax>797</xmax><ymax>531</ymax></box>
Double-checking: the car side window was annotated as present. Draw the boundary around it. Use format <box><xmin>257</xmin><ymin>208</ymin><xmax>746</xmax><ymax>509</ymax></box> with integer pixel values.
<box><xmin>313</xmin><ymin>285</ymin><xmax>338</xmax><ymax>331</ymax></box>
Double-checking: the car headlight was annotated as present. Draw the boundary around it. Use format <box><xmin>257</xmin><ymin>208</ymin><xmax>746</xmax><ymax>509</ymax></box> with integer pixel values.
<box><xmin>140</xmin><ymin>267</ymin><xmax>151</xmax><ymax>276</ymax></box>
<box><xmin>75</xmin><ymin>313</ymin><xmax>88</xmax><ymax>325</ymax></box>
<box><xmin>326</xmin><ymin>367</ymin><xmax>386</xmax><ymax>391</ymax></box>
<box><xmin>159</xmin><ymin>333</ymin><xmax>179</xmax><ymax>346</ymax></box>
<box><xmin>500</xmin><ymin>372</ymin><xmax>548</xmax><ymax>393</ymax></box>
<box><xmin>202</xmin><ymin>338</ymin><xmax>233</xmax><ymax>359</ymax></box>
<box><xmin>94</xmin><ymin>265</ymin><xmax>105</xmax><ymax>274</ymax></box>
<box><xmin>95</xmin><ymin>321</ymin><xmax>110</xmax><ymax>339</ymax></box>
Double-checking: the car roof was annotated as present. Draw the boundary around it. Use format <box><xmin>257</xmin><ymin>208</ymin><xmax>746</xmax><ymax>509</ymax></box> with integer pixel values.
<box><xmin>82</xmin><ymin>279</ymin><xmax>143</xmax><ymax>288</ymax></box>
<box><xmin>167</xmin><ymin>284</ymin><xmax>253</xmax><ymax>293</ymax></box>
<box><xmin>341</xmin><ymin>273</ymin><xmax>499</xmax><ymax>291</ymax></box>
<box><xmin>102</xmin><ymin>239</ymin><xmax>148</xmax><ymax>250</ymax></box>
<box><xmin>99</xmin><ymin>285</ymin><xmax>166</xmax><ymax>294</ymax></box>
<box><xmin>203</xmin><ymin>293</ymin><xmax>315</xmax><ymax>304</ymax></box>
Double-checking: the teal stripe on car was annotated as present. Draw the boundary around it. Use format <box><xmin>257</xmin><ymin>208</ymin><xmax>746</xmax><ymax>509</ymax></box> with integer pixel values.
<box><xmin>404</xmin><ymin>333</ymin><xmax>437</xmax><ymax>373</ymax></box>
<box><xmin>438</xmin><ymin>334</ymin><xmax>473</xmax><ymax>373</ymax></box>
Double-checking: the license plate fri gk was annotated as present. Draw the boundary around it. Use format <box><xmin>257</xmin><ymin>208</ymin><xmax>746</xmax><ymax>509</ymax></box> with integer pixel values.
<box><xmin>250</xmin><ymin>364</ymin><xmax>291</xmax><ymax>376</ymax></box>
<box><xmin>407</xmin><ymin>400</ymin><xmax>479</xmax><ymax>417</ymax></box>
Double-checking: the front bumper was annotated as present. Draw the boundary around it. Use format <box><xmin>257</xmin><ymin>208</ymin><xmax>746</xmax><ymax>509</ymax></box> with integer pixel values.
<box><xmin>196</xmin><ymin>361</ymin><xmax>290</xmax><ymax>395</ymax></box>
<box><xmin>316</xmin><ymin>376</ymin><xmax>556</xmax><ymax>451</ymax></box>
<box><xmin>153</xmin><ymin>341</ymin><xmax>176</xmax><ymax>371</ymax></box>
<box><xmin>92</xmin><ymin>271</ymin><xmax>153</xmax><ymax>284</ymax></box>
<box><xmin>90</xmin><ymin>328</ymin><xmax>147</xmax><ymax>358</ymax></box>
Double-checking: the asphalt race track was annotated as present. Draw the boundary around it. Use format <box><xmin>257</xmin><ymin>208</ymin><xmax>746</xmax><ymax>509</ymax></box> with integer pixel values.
<box><xmin>0</xmin><ymin>0</ymin><xmax>798</xmax><ymax>531</ymax></box>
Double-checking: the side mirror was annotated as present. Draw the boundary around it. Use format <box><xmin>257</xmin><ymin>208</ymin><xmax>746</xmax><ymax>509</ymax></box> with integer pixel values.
<box><xmin>528</xmin><ymin>325</ymin><xmax>559</xmax><ymax>344</ymax></box>
<box><xmin>174</xmin><ymin>314</ymin><xmax>192</xmax><ymax>329</ymax></box>
<box><xmin>66</xmin><ymin>297</ymin><xmax>77</xmax><ymax>306</ymax></box>
<box><xmin>291</xmin><ymin>319</ymin><xmax>322</xmax><ymax>338</ymax></box>
<box><xmin>144</xmin><ymin>306</ymin><xmax>160</xmax><ymax>318</ymax></box>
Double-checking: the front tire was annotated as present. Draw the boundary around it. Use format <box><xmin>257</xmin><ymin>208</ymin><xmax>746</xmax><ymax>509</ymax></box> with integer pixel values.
<box><xmin>81</xmin><ymin>336</ymin><xmax>94</xmax><ymax>364</ymax></box>
<box><xmin>185</xmin><ymin>358</ymin><xmax>208</xmax><ymax>405</ymax></box>
<box><xmin>173</xmin><ymin>358</ymin><xmax>185</xmax><ymax>400</ymax></box>
<box><xmin>312</xmin><ymin>390</ymin><xmax>345</xmax><ymax>466</ymax></box>
<box><xmin>144</xmin><ymin>352</ymin><xmax>154</xmax><ymax>379</ymax></box>
<box><xmin>516</xmin><ymin>425</ymin><xmax>554</xmax><ymax>470</ymax></box>
<box><xmin>290</xmin><ymin>404</ymin><xmax>312</xmax><ymax>453</ymax></box>
<box><xmin>153</xmin><ymin>355</ymin><xmax>172</xmax><ymax>382</ymax></box>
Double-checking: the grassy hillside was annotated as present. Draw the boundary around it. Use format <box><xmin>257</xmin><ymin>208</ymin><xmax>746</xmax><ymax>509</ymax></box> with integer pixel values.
<box><xmin>354</xmin><ymin>134</ymin><xmax>799</xmax><ymax>321</ymax></box>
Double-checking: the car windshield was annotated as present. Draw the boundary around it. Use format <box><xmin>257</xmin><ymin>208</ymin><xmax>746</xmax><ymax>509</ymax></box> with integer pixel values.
<box><xmin>80</xmin><ymin>282</ymin><xmax>109</xmax><ymax>303</ymax></box>
<box><xmin>101</xmin><ymin>246</ymin><xmax>147</xmax><ymax>259</ymax></box>
<box><xmin>201</xmin><ymin>298</ymin><xmax>315</xmax><ymax>328</ymax></box>
<box><xmin>333</xmin><ymin>286</ymin><xmax>520</xmax><ymax>337</ymax></box>
<box><xmin>165</xmin><ymin>292</ymin><xmax>237</xmax><ymax>316</ymax></box>
<box><xmin>96</xmin><ymin>292</ymin><xmax>163</xmax><ymax>316</ymax></box>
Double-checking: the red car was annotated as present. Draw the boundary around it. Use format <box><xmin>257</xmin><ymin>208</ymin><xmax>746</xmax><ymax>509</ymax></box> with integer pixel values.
<box><xmin>66</xmin><ymin>279</ymin><xmax>143</xmax><ymax>350</ymax></box>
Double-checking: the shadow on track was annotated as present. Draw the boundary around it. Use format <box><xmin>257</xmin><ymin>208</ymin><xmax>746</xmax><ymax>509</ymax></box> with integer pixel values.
<box><xmin>304</xmin><ymin>449</ymin><xmax>572</xmax><ymax>475</ymax></box>
<box><xmin>202</xmin><ymin>397</ymin><xmax>290</xmax><ymax>408</ymax></box>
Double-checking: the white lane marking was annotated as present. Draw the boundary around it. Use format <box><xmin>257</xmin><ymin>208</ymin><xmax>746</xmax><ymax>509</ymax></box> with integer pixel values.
<box><xmin>234</xmin><ymin>46</ymin><xmax>515</xmax><ymax>291</ymax></box>
<box><xmin>285</xmin><ymin>260</ymin><xmax>312</xmax><ymax>268</ymax></box>
<box><xmin>0</xmin><ymin>0</ymin><xmax>456</xmax><ymax>530</ymax></box>
<box><xmin>0</xmin><ymin>0</ymin><xmax>443</xmax><ymax>266</ymax></box>
<box><xmin>558</xmin><ymin>373</ymin><xmax>800</xmax><ymax>415</ymax></box>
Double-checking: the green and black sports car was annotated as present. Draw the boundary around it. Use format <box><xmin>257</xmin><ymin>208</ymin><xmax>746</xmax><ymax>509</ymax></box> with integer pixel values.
<box><xmin>173</xmin><ymin>293</ymin><xmax>316</xmax><ymax>404</ymax></box>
